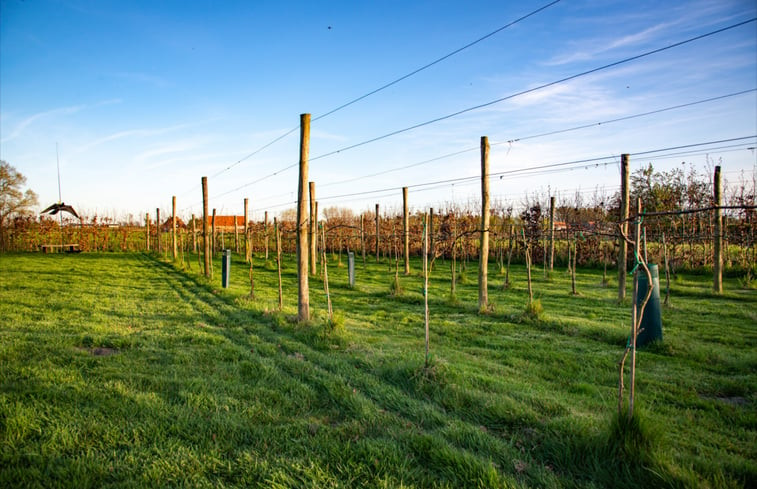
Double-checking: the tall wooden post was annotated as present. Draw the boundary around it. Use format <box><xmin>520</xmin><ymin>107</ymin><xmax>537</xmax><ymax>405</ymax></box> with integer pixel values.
<box><xmin>618</xmin><ymin>154</ymin><xmax>630</xmax><ymax>300</ymax></box>
<box><xmin>234</xmin><ymin>215</ymin><xmax>239</xmax><ymax>253</ymax></box>
<box><xmin>274</xmin><ymin>217</ymin><xmax>283</xmax><ymax>311</ymax></box>
<box><xmin>156</xmin><ymin>208</ymin><xmax>161</xmax><ymax>253</ymax></box>
<box><xmin>202</xmin><ymin>177</ymin><xmax>210</xmax><ymax>278</ymax></box>
<box><xmin>145</xmin><ymin>213</ymin><xmax>150</xmax><ymax>251</ymax></box>
<box><xmin>713</xmin><ymin>165</ymin><xmax>723</xmax><ymax>293</ymax></box>
<box><xmin>244</xmin><ymin>198</ymin><xmax>249</xmax><ymax>262</ymax></box>
<box><xmin>191</xmin><ymin>214</ymin><xmax>197</xmax><ymax>253</ymax></box>
<box><xmin>479</xmin><ymin>136</ymin><xmax>490</xmax><ymax>311</ymax></box>
<box><xmin>429</xmin><ymin>207</ymin><xmax>435</xmax><ymax>260</ymax></box>
<box><xmin>360</xmin><ymin>214</ymin><xmax>366</xmax><ymax>265</ymax></box>
<box><xmin>375</xmin><ymin>203</ymin><xmax>380</xmax><ymax>262</ymax></box>
<box><xmin>423</xmin><ymin>212</ymin><xmax>430</xmax><ymax>366</ymax></box>
<box><xmin>549</xmin><ymin>196</ymin><xmax>555</xmax><ymax>271</ymax></box>
<box><xmin>264</xmin><ymin>211</ymin><xmax>269</xmax><ymax>260</ymax></box>
<box><xmin>172</xmin><ymin>196</ymin><xmax>177</xmax><ymax>260</ymax></box>
<box><xmin>296</xmin><ymin>113</ymin><xmax>311</xmax><ymax>322</ymax></box>
<box><xmin>309</xmin><ymin>181</ymin><xmax>317</xmax><ymax>274</ymax></box>
<box><xmin>211</xmin><ymin>209</ymin><xmax>216</xmax><ymax>258</ymax></box>
<box><xmin>403</xmin><ymin>187</ymin><xmax>410</xmax><ymax>275</ymax></box>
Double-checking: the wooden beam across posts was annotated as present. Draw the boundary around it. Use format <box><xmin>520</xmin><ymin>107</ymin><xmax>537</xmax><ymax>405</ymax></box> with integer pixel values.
<box><xmin>172</xmin><ymin>196</ymin><xmax>177</xmax><ymax>261</ymax></box>
<box><xmin>713</xmin><ymin>165</ymin><xmax>723</xmax><ymax>293</ymax></box>
<box><xmin>375</xmin><ymin>203</ymin><xmax>380</xmax><ymax>262</ymax></box>
<box><xmin>309</xmin><ymin>181</ymin><xmax>317</xmax><ymax>275</ymax></box>
<box><xmin>296</xmin><ymin>113</ymin><xmax>311</xmax><ymax>322</ymax></box>
<box><xmin>202</xmin><ymin>177</ymin><xmax>210</xmax><ymax>278</ymax></box>
<box><xmin>478</xmin><ymin>136</ymin><xmax>490</xmax><ymax>312</ymax></box>
<box><xmin>403</xmin><ymin>187</ymin><xmax>410</xmax><ymax>275</ymax></box>
<box><xmin>244</xmin><ymin>198</ymin><xmax>249</xmax><ymax>262</ymax></box>
<box><xmin>145</xmin><ymin>213</ymin><xmax>150</xmax><ymax>251</ymax></box>
<box><xmin>192</xmin><ymin>214</ymin><xmax>197</xmax><ymax>253</ymax></box>
<box><xmin>618</xmin><ymin>153</ymin><xmax>630</xmax><ymax>300</ymax></box>
<box><xmin>549</xmin><ymin>196</ymin><xmax>555</xmax><ymax>271</ymax></box>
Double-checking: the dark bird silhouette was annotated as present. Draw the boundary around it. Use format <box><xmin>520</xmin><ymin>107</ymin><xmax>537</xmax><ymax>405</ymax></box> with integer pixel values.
<box><xmin>41</xmin><ymin>202</ymin><xmax>79</xmax><ymax>219</ymax></box>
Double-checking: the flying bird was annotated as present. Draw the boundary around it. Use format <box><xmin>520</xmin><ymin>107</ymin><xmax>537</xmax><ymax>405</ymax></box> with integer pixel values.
<box><xmin>41</xmin><ymin>202</ymin><xmax>79</xmax><ymax>219</ymax></box>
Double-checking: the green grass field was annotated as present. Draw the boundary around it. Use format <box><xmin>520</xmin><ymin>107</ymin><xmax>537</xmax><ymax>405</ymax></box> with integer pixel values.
<box><xmin>1</xmin><ymin>251</ymin><xmax>755</xmax><ymax>488</ymax></box>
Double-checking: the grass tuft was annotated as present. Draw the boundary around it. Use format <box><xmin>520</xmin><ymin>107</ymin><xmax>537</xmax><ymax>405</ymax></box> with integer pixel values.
<box><xmin>522</xmin><ymin>299</ymin><xmax>544</xmax><ymax>321</ymax></box>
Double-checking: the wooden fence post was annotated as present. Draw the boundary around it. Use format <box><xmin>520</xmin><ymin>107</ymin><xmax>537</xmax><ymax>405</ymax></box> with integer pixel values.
<box><xmin>713</xmin><ymin>165</ymin><xmax>723</xmax><ymax>293</ymax></box>
<box><xmin>423</xmin><ymin>212</ymin><xmax>430</xmax><ymax>367</ymax></box>
<box><xmin>549</xmin><ymin>196</ymin><xmax>555</xmax><ymax>271</ymax></box>
<box><xmin>172</xmin><ymin>196</ymin><xmax>177</xmax><ymax>261</ymax></box>
<box><xmin>479</xmin><ymin>136</ymin><xmax>490</xmax><ymax>311</ymax></box>
<box><xmin>360</xmin><ymin>214</ymin><xmax>366</xmax><ymax>266</ymax></box>
<box><xmin>618</xmin><ymin>153</ymin><xmax>630</xmax><ymax>300</ymax></box>
<box><xmin>274</xmin><ymin>217</ymin><xmax>283</xmax><ymax>311</ymax></box>
<box><xmin>202</xmin><ymin>177</ymin><xmax>210</xmax><ymax>278</ymax></box>
<box><xmin>309</xmin><ymin>181</ymin><xmax>317</xmax><ymax>275</ymax></box>
<box><xmin>244</xmin><ymin>198</ymin><xmax>249</xmax><ymax>262</ymax></box>
<box><xmin>156</xmin><ymin>208</ymin><xmax>161</xmax><ymax>254</ymax></box>
<box><xmin>264</xmin><ymin>211</ymin><xmax>269</xmax><ymax>261</ymax></box>
<box><xmin>145</xmin><ymin>213</ymin><xmax>150</xmax><ymax>252</ymax></box>
<box><xmin>234</xmin><ymin>215</ymin><xmax>239</xmax><ymax>253</ymax></box>
<box><xmin>403</xmin><ymin>187</ymin><xmax>410</xmax><ymax>275</ymax></box>
<box><xmin>211</xmin><ymin>208</ymin><xmax>216</xmax><ymax>257</ymax></box>
<box><xmin>375</xmin><ymin>203</ymin><xmax>380</xmax><ymax>262</ymax></box>
<box><xmin>297</xmin><ymin>113</ymin><xmax>311</xmax><ymax>322</ymax></box>
<box><xmin>192</xmin><ymin>214</ymin><xmax>197</xmax><ymax>253</ymax></box>
<box><xmin>429</xmin><ymin>207</ymin><xmax>435</xmax><ymax>261</ymax></box>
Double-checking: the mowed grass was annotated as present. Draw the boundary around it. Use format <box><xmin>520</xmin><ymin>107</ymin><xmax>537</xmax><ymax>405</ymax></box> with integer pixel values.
<box><xmin>0</xmin><ymin>250</ymin><xmax>755</xmax><ymax>488</ymax></box>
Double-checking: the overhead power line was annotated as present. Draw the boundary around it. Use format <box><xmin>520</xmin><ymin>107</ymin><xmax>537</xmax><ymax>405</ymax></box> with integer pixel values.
<box><xmin>308</xmin><ymin>18</ymin><xmax>757</xmax><ymax>162</ymax></box>
<box><xmin>194</xmin><ymin>1</ymin><xmax>562</xmax><ymax>183</ymax></box>
<box><xmin>311</xmin><ymin>0</ymin><xmax>563</xmax><ymax>122</ymax></box>
<box><xmin>259</xmin><ymin>137</ymin><xmax>754</xmax><ymax>211</ymax></box>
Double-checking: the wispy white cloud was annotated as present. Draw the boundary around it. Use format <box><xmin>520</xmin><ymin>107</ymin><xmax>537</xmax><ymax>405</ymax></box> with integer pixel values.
<box><xmin>0</xmin><ymin>99</ymin><xmax>122</xmax><ymax>144</ymax></box>
<box><xmin>75</xmin><ymin>122</ymin><xmax>195</xmax><ymax>153</ymax></box>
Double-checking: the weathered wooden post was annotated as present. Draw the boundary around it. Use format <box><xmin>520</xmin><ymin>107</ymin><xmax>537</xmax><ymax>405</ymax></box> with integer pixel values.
<box><xmin>309</xmin><ymin>181</ymin><xmax>317</xmax><ymax>275</ymax></box>
<box><xmin>244</xmin><ymin>198</ymin><xmax>250</xmax><ymax>262</ymax></box>
<box><xmin>423</xmin><ymin>212</ymin><xmax>430</xmax><ymax>367</ymax></box>
<box><xmin>713</xmin><ymin>165</ymin><xmax>723</xmax><ymax>293</ymax></box>
<box><xmin>192</xmin><ymin>214</ymin><xmax>197</xmax><ymax>253</ymax></box>
<box><xmin>549</xmin><ymin>196</ymin><xmax>555</xmax><ymax>271</ymax></box>
<box><xmin>145</xmin><ymin>213</ymin><xmax>150</xmax><ymax>252</ymax></box>
<box><xmin>360</xmin><ymin>214</ymin><xmax>366</xmax><ymax>266</ymax></box>
<box><xmin>375</xmin><ymin>203</ymin><xmax>380</xmax><ymax>262</ymax></box>
<box><xmin>297</xmin><ymin>113</ymin><xmax>311</xmax><ymax>322</ymax></box>
<box><xmin>479</xmin><ymin>136</ymin><xmax>490</xmax><ymax>311</ymax></box>
<box><xmin>618</xmin><ymin>153</ymin><xmax>630</xmax><ymax>300</ymax></box>
<box><xmin>211</xmin><ymin>208</ymin><xmax>216</xmax><ymax>258</ymax></box>
<box><xmin>264</xmin><ymin>211</ymin><xmax>269</xmax><ymax>261</ymax></box>
<box><xmin>234</xmin><ymin>215</ymin><xmax>239</xmax><ymax>253</ymax></box>
<box><xmin>403</xmin><ymin>187</ymin><xmax>410</xmax><ymax>275</ymax></box>
<box><xmin>202</xmin><ymin>177</ymin><xmax>210</xmax><ymax>278</ymax></box>
<box><xmin>429</xmin><ymin>207</ymin><xmax>435</xmax><ymax>261</ymax></box>
<box><xmin>172</xmin><ymin>196</ymin><xmax>177</xmax><ymax>260</ymax></box>
<box><xmin>275</xmin><ymin>217</ymin><xmax>283</xmax><ymax>311</ymax></box>
<box><xmin>156</xmin><ymin>208</ymin><xmax>161</xmax><ymax>254</ymax></box>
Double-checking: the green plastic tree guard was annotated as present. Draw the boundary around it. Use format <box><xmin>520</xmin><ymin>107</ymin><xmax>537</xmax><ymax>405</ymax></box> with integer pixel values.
<box><xmin>221</xmin><ymin>249</ymin><xmax>231</xmax><ymax>288</ymax></box>
<box><xmin>636</xmin><ymin>263</ymin><xmax>663</xmax><ymax>347</ymax></box>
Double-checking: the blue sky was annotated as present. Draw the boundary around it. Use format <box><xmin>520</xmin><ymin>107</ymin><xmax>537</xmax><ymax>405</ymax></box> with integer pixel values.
<box><xmin>1</xmin><ymin>0</ymin><xmax>755</xmax><ymax>222</ymax></box>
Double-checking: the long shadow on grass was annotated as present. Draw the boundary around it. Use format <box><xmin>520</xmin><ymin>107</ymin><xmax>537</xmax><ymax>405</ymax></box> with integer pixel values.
<box><xmin>143</xmin><ymin>255</ymin><xmax>695</xmax><ymax>488</ymax></box>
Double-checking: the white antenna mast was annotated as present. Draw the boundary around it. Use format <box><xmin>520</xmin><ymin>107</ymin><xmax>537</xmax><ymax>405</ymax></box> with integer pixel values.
<box><xmin>56</xmin><ymin>142</ymin><xmax>63</xmax><ymax>204</ymax></box>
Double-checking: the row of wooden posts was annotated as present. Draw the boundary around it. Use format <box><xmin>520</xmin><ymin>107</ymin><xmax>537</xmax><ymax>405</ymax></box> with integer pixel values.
<box><xmin>152</xmin><ymin>115</ymin><xmax>726</xmax><ymax>323</ymax></box>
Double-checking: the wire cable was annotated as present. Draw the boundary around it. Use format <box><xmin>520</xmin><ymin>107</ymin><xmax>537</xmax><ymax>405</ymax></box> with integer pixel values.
<box><xmin>308</xmin><ymin>18</ymin><xmax>757</xmax><ymax>162</ymax></box>
<box><xmin>311</xmin><ymin>0</ymin><xmax>563</xmax><ymax>123</ymax></box>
